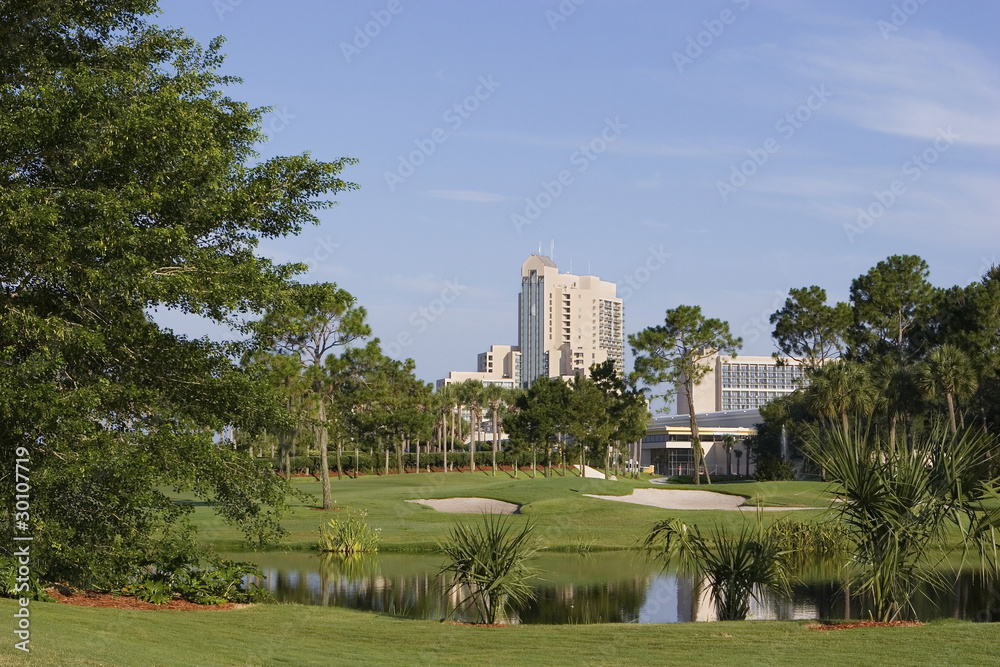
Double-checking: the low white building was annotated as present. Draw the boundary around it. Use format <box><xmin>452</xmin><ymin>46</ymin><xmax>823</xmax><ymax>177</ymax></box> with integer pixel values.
<box><xmin>639</xmin><ymin>410</ymin><xmax>760</xmax><ymax>477</ymax></box>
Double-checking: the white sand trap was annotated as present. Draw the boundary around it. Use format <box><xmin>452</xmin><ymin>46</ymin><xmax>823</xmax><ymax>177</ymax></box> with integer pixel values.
<box><xmin>406</xmin><ymin>497</ymin><xmax>520</xmax><ymax>514</ymax></box>
<box><xmin>584</xmin><ymin>488</ymin><xmax>818</xmax><ymax>511</ymax></box>
<box><xmin>572</xmin><ymin>464</ymin><xmax>616</xmax><ymax>480</ymax></box>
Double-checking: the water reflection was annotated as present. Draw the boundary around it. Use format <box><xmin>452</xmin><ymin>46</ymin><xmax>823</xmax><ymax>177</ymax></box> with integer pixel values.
<box><xmin>231</xmin><ymin>551</ymin><xmax>1000</xmax><ymax>625</ymax></box>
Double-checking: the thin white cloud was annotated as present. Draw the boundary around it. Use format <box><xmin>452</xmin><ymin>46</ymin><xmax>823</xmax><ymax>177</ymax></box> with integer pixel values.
<box><xmin>458</xmin><ymin>130</ymin><xmax>732</xmax><ymax>159</ymax></box>
<box><xmin>766</xmin><ymin>30</ymin><xmax>1000</xmax><ymax>147</ymax></box>
<box><xmin>632</xmin><ymin>171</ymin><xmax>663</xmax><ymax>191</ymax></box>
<box><xmin>424</xmin><ymin>189</ymin><xmax>509</xmax><ymax>203</ymax></box>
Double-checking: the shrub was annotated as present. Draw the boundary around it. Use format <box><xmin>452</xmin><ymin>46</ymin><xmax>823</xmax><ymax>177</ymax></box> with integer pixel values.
<box><xmin>123</xmin><ymin>557</ymin><xmax>268</xmax><ymax>605</ymax></box>
<box><xmin>318</xmin><ymin>511</ymin><xmax>381</xmax><ymax>555</ymax></box>
<box><xmin>765</xmin><ymin>519</ymin><xmax>850</xmax><ymax>557</ymax></box>
<box><xmin>754</xmin><ymin>455</ymin><xmax>795</xmax><ymax>481</ymax></box>
<box><xmin>0</xmin><ymin>557</ymin><xmax>52</xmax><ymax>601</ymax></box>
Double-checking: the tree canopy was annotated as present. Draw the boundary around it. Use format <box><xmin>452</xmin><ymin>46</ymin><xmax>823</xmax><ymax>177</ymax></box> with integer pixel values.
<box><xmin>0</xmin><ymin>0</ymin><xmax>358</xmax><ymax>586</ymax></box>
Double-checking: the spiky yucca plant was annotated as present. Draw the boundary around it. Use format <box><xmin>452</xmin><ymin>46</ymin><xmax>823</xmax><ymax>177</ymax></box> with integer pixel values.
<box><xmin>643</xmin><ymin>514</ymin><xmax>790</xmax><ymax>621</ymax></box>
<box><xmin>438</xmin><ymin>513</ymin><xmax>538</xmax><ymax>624</ymax></box>
<box><xmin>805</xmin><ymin>421</ymin><xmax>1000</xmax><ymax>622</ymax></box>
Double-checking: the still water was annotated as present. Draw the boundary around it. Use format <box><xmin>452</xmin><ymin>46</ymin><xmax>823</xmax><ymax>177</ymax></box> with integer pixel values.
<box><xmin>229</xmin><ymin>551</ymin><xmax>1000</xmax><ymax>625</ymax></box>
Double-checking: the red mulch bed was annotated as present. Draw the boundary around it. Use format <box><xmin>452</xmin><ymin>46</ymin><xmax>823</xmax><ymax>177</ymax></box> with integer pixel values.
<box><xmin>805</xmin><ymin>620</ymin><xmax>924</xmax><ymax>631</ymax></box>
<box><xmin>46</xmin><ymin>587</ymin><xmax>250</xmax><ymax>611</ymax></box>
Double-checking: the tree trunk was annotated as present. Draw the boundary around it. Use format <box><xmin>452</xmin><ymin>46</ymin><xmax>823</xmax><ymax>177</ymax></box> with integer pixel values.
<box><xmin>492</xmin><ymin>405</ymin><xmax>498</xmax><ymax>477</ymax></box>
<box><xmin>686</xmin><ymin>380</ymin><xmax>710</xmax><ymax>485</ymax></box>
<box><xmin>905</xmin><ymin>412</ymin><xmax>914</xmax><ymax>452</ymax></box>
<box><xmin>397</xmin><ymin>437</ymin><xmax>403</xmax><ymax>475</ymax></box>
<box><xmin>947</xmin><ymin>392</ymin><xmax>957</xmax><ymax>435</ymax></box>
<box><xmin>604</xmin><ymin>445</ymin><xmax>610</xmax><ymax>480</ymax></box>
<box><xmin>354</xmin><ymin>447</ymin><xmax>359</xmax><ymax>479</ymax></box>
<box><xmin>336</xmin><ymin>438</ymin><xmax>343</xmax><ymax>481</ymax></box>
<box><xmin>415</xmin><ymin>437</ymin><xmax>420</xmax><ymax>473</ymax></box>
<box><xmin>384</xmin><ymin>446</ymin><xmax>389</xmax><ymax>476</ymax></box>
<box><xmin>889</xmin><ymin>413</ymin><xmax>897</xmax><ymax>453</ymax></box>
<box><xmin>470</xmin><ymin>411</ymin><xmax>476</xmax><ymax>473</ymax></box>
<box><xmin>532</xmin><ymin>448</ymin><xmax>537</xmax><ymax>479</ymax></box>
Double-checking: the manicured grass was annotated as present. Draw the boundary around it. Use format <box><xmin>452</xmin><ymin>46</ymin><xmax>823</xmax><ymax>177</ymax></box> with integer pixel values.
<box><xmin>5</xmin><ymin>598</ymin><xmax>1000</xmax><ymax>666</ymax></box>
<box><xmin>186</xmin><ymin>473</ymin><xmax>834</xmax><ymax>552</ymax></box>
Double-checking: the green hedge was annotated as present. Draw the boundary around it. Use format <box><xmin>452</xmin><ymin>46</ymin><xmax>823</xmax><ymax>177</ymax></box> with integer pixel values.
<box><xmin>256</xmin><ymin>449</ymin><xmax>563</xmax><ymax>474</ymax></box>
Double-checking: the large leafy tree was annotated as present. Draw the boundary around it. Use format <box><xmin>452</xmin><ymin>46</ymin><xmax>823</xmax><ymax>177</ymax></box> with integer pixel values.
<box><xmin>629</xmin><ymin>305</ymin><xmax>741</xmax><ymax>485</ymax></box>
<box><xmin>0</xmin><ymin>1</ymin><xmax>357</xmax><ymax>586</ymax></box>
<box><xmin>590</xmin><ymin>360</ymin><xmax>649</xmax><ymax>479</ymax></box>
<box><xmin>504</xmin><ymin>377</ymin><xmax>569</xmax><ymax>478</ymax></box>
<box><xmin>769</xmin><ymin>285</ymin><xmax>851</xmax><ymax>373</ymax></box>
<box><xmin>849</xmin><ymin>255</ymin><xmax>935</xmax><ymax>363</ymax></box>
<box><xmin>258</xmin><ymin>283</ymin><xmax>369</xmax><ymax>509</ymax></box>
<box><xmin>566</xmin><ymin>374</ymin><xmax>614</xmax><ymax>477</ymax></box>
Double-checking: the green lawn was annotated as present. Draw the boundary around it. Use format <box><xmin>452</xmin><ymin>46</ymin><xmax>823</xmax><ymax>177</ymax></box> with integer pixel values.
<box><xmin>186</xmin><ymin>473</ymin><xmax>835</xmax><ymax>552</ymax></box>
<box><xmin>5</xmin><ymin>598</ymin><xmax>999</xmax><ymax>666</ymax></box>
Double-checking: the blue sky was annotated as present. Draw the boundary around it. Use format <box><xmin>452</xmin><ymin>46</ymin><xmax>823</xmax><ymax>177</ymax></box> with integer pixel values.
<box><xmin>156</xmin><ymin>0</ymin><xmax>1000</xmax><ymax>387</ymax></box>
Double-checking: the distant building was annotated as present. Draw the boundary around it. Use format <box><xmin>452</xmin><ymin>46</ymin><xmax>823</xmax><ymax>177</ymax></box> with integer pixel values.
<box><xmin>639</xmin><ymin>409</ymin><xmax>760</xmax><ymax>476</ymax></box>
<box><xmin>435</xmin><ymin>345</ymin><xmax>520</xmax><ymax>391</ymax></box>
<box><xmin>677</xmin><ymin>354</ymin><xmax>808</xmax><ymax>414</ymax></box>
<box><xmin>436</xmin><ymin>255</ymin><xmax>625</xmax><ymax>390</ymax></box>
<box><xmin>518</xmin><ymin>254</ymin><xmax>624</xmax><ymax>387</ymax></box>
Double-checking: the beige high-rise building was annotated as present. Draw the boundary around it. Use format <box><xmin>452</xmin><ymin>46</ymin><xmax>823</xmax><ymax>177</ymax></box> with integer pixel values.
<box><xmin>518</xmin><ymin>255</ymin><xmax>624</xmax><ymax>387</ymax></box>
<box><xmin>676</xmin><ymin>354</ymin><xmax>808</xmax><ymax>414</ymax></box>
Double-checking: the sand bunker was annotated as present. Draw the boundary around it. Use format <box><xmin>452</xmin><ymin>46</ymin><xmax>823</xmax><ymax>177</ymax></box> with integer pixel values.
<box><xmin>406</xmin><ymin>497</ymin><xmax>520</xmax><ymax>514</ymax></box>
<box><xmin>583</xmin><ymin>488</ymin><xmax>818</xmax><ymax>511</ymax></box>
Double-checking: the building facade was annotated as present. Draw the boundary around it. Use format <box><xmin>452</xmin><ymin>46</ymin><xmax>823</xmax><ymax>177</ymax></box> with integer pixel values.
<box><xmin>677</xmin><ymin>354</ymin><xmax>807</xmax><ymax>414</ymax></box>
<box><xmin>639</xmin><ymin>409</ymin><xmax>759</xmax><ymax>477</ymax></box>
<box><xmin>435</xmin><ymin>344</ymin><xmax>520</xmax><ymax>391</ymax></box>
<box><xmin>517</xmin><ymin>254</ymin><xmax>624</xmax><ymax>387</ymax></box>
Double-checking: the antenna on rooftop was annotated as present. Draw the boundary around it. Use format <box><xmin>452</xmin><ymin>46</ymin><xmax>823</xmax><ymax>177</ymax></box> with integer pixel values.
<box><xmin>549</xmin><ymin>239</ymin><xmax>555</xmax><ymax>263</ymax></box>
<box><xmin>538</xmin><ymin>242</ymin><xmax>542</xmax><ymax>255</ymax></box>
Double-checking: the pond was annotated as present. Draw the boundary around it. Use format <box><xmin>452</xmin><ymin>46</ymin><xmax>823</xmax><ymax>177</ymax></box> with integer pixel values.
<box><xmin>228</xmin><ymin>551</ymin><xmax>1000</xmax><ymax>625</ymax></box>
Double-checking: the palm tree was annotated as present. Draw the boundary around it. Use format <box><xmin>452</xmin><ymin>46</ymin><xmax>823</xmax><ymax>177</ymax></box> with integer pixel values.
<box><xmin>871</xmin><ymin>356</ymin><xmax>921</xmax><ymax>449</ymax></box>
<box><xmin>734</xmin><ymin>448</ymin><xmax>744</xmax><ymax>477</ymax></box>
<box><xmin>722</xmin><ymin>434</ymin><xmax>735</xmax><ymax>478</ymax></box>
<box><xmin>459</xmin><ymin>380</ymin><xmax>484</xmax><ymax>473</ymax></box>
<box><xmin>806</xmin><ymin>361</ymin><xmax>877</xmax><ymax>431</ymax></box>
<box><xmin>437</xmin><ymin>384</ymin><xmax>457</xmax><ymax>472</ymax></box>
<box><xmin>482</xmin><ymin>384</ymin><xmax>505</xmax><ymax>476</ymax></box>
<box><xmin>918</xmin><ymin>344</ymin><xmax>978</xmax><ymax>434</ymax></box>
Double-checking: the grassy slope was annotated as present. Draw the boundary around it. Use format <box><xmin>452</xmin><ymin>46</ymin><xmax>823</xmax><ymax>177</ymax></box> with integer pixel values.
<box><xmin>5</xmin><ymin>600</ymin><xmax>999</xmax><ymax>667</ymax></box>
<box><xmin>186</xmin><ymin>473</ymin><xmax>834</xmax><ymax>552</ymax></box>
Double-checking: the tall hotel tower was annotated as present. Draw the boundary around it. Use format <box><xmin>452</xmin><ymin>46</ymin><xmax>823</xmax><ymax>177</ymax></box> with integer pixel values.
<box><xmin>518</xmin><ymin>255</ymin><xmax>624</xmax><ymax>388</ymax></box>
